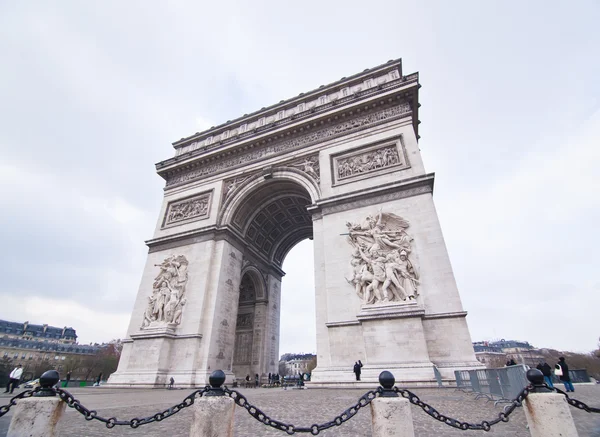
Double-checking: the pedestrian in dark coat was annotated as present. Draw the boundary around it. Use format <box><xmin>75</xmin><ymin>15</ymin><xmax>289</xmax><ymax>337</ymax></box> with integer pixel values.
<box><xmin>556</xmin><ymin>357</ymin><xmax>574</xmax><ymax>392</ymax></box>
<box><xmin>536</xmin><ymin>362</ymin><xmax>554</xmax><ymax>388</ymax></box>
<box><xmin>353</xmin><ymin>360</ymin><xmax>363</xmax><ymax>381</ymax></box>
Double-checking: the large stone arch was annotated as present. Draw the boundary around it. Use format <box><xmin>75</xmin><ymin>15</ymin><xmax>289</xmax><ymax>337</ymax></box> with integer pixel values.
<box><xmin>109</xmin><ymin>59</ymin><xmax>483</xmax><ymax>388</ymax></box>
<box><xmin>218</xmin><ymin>167</ymin><xmax>321</xmax><ymax>228</ymax></box>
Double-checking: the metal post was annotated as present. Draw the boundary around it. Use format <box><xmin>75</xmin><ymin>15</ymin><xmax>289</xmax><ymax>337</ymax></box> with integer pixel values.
<box><xmin>7</xmin><ymin>370</ymin><xmax>65</xmax><ymax>437</ymax></box>
<box><xmin>370</xmin><ymin>371</ymin><xmax>415</xmax><ymax>437</ymax></box>
<box><xmin>189</xmin><ymin>370</ymin><xmax>235</xmax><ymax>437</ymax></box>
<box><xmin>523</xmin><ymin>369</ymin><xmax>579</xmax><ymax>437</ymax></box>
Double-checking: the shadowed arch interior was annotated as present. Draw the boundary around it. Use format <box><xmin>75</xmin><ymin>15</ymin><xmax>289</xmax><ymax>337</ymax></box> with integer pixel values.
<box><xmin>231</xmin><ymin>179</ymin><xmax>313</xmax><ymax>266</ymax></box>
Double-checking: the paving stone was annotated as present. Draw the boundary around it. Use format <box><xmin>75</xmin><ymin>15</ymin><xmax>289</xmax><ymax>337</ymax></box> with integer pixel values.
<box><xmin>0</xmin><ymin>385</ymin><xmax>599</xmax><ymax>436</ymax></box>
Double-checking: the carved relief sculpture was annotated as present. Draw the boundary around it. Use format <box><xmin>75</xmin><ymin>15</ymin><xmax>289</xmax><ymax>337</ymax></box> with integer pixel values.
<box><xmin>345</xmin><ymin>210</ymin><xmax>419</xmax><ymax>305</ymax></box>
<box><xmin>223</xmin><ymin>175</ymin><xmax>253</xmax><ymax>202</ymax></box>
<box><xmin>163</xmin><ymin>192</ymin><xmax>211</xmax><ymax>227</ymax></box>
<box><xmin>337</xmin><ymin>146</ymin><xmax>401</xmax><ymax>180</ymax></box>
<box><xmin>290</xmin><ymin>155</ymin><xmax>320</xmax><ymax>184</ymax></box>
<box><xmin>141</xmin><ymin>255</ymin><xmax>189</xmax><ymax>328</ymax></box>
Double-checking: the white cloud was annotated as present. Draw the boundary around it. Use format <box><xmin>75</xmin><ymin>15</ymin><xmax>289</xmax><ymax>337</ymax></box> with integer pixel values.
<box><xmin>1</xmin><ymin>294</ymin><xmax>130</xmax><ymax>344</ymax></box>
<box><xmin>0</xmin><ymin>0</ymin><xmax>598</xmax><ymax>358</ymax></box>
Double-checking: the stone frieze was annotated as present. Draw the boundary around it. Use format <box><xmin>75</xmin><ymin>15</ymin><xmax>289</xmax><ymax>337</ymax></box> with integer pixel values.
<box><xmin>166</xmin><ymin>103</ymin><xmax>411</xmax><ymax>187</ymax></box>
<box><xmin>162</xmin><ymin>192</ymin><xmax>211</xmax><ymax>227</ymax></box>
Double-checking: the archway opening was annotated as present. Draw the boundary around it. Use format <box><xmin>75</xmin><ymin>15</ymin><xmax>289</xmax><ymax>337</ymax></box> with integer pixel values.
<box><xmin>279</xmin><ymin>238</ymin><xmax>316</xmax><ymax>358</ymax></box>
<box><xmin>228</xmin><ymin>177</ymin><xmax>317</xmax><ymax>380</ymax></box>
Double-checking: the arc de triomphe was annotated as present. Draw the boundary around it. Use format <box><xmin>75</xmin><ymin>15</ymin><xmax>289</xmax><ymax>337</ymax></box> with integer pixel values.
<box><xmin>108</xmin><ymin>59</ymin><xmax>482</xmax><ymax>387</ymax></box>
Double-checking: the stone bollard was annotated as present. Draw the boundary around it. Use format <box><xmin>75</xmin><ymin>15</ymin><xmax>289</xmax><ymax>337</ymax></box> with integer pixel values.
<box><xmin>523</xmin><ymin>369</ymin><xmax>579</xmax><ymax>437</ymax></box>
<box><xmin>7</xmin><ymin>370</ymin><xmax>66</xmax><ymax>437</ymax></box>
<box><xmin>189</xmin><ymin>370</ymin><xmax>235</xmax><ymax>437</ymax></box>
<box><xmin>370</xmin><ymin>371</ymin><xmax>415</xmax><ymax>437</ymax></box>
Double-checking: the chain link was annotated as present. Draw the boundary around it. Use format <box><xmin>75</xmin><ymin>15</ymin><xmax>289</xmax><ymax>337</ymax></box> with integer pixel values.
<box><xmin>551</xmin><ymin>386</ymin><xmax>600</xmax><ymax>414</ymax></box>
<box><xmin>0</xmin><ymin>387</ymin><xmax>41</xmax><ymax>418</ymax></box>
<box><xmin>10</xmin><ymin>380</ymin><xmax>596</xmax><ymax>433</ymax></box>
<box><xmin>224</xmin><ymin>386</ymin><xmax>381</xmax><ymax>435</ymax></box>
<box><xmin>394</xmin><ymin>385</ymin><xmax>531</xmax><ymax>432</ymax></box>
<box><xmin>53</xmin><ymin>386</ymin><xmax>210</xmax><ymax>428</ymax></box>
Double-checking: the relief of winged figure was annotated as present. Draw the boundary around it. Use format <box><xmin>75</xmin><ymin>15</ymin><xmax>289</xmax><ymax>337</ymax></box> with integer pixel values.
<box><xmin>142</xmin><ymin>255</ymin><xmax>189</xmax><ymax>328</ymax></box>
<box><xmin>345</xmin><ymin>210</ymin><xmax>419</xmax><ymax>305</ymax></box>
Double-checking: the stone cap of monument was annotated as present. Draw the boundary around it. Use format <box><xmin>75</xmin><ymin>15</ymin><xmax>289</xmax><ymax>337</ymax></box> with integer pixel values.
<box><xmin>156</xmin><ymin>58</ymin><xmax>420</xmax><ymax>176</ymax></box>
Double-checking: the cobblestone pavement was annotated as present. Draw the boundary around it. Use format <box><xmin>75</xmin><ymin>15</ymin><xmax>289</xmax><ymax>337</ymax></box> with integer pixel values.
<box><xmin>1</xmin><ymin>384</ymin><xmax>599</xmax><ymax>436</ymax></box>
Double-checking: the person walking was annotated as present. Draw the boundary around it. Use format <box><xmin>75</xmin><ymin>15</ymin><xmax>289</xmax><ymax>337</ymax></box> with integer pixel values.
<box><xmin>254</xmin><ymin>373</ymin><xmax>259</xmax><ymax>388</ymax></box>
<box><xmin>556</xmin><ymin>357</ymin><xmax>574</xmax><ymax>392</ymax></box>
<box><xmin>65</xmin><ymin>371</ymin><xmax>71</xmax><ymax>387</ymax></box>
<box><xmin>169</xmin><ymin>377</ymin><xmax>174</xmax><ymax>389</ymax></box>
<box><xmin>353</xmin><ymin>360</ymin><xmax>363</xmax><ymax>381</ymax></box>
<box><xmin>4</xmin><ymin>364</ymin><xmax>23</xmax><ymax>394</ymax></box>
<box><xmin>536</xmin><ymin>362</ymin><xmax>554</xmax><ymax>388</ymax></box>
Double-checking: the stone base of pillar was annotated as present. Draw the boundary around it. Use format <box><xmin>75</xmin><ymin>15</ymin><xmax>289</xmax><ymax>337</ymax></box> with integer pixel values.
<box><xmin>7</xmin><ymin>397</ymin><xmax>66</xmax><ymax>437</ymax></box>
<box><xmin>523</xmin><ymin>392</ymin><xmax>579</xmax><ymax>437</ymax></box>
<box><xmin>189</xmin><ymin>396</ymin><xmax>235</xmax><ymax>437</ymax></box>
<box><xmin>370</xmin><ymin>397</ymin><xmax>415</xmax><ymax>437</ymax></box>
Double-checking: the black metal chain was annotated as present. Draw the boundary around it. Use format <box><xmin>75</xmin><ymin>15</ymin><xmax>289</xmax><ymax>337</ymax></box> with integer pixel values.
<box><xmin>0</xmin><ymin>387</ymin><xmax>41</xmax><ymax>418</ymax></box>
<box><xmin>551</xmin><ymin>386</ymin><xmax>600</xmax><ymax>414</ymax></box>
<box><xmin>394</xmin><ymin>385</ymin><xmax>532</xmax><ymax>432</ymax></box>
<box><xmin>224</xmin><ymin>386</ymin><xmax>382</xmax><ymax>435</ymax></box>
<box><xmin>53</xmin><ymin>386</ymin><xmax>210</xmax><ymax>428</ymax></box>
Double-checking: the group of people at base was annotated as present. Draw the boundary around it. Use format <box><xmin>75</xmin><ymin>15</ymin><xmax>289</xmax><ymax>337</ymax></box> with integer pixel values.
<box><xmin>244</xmin><ymin>373</ymin><xmax>261</xmax><ymax>388</ymax></box>
<box><xmin>536</xmin><ymin>356</ymin><xmax>575</xmax><ymax>392</ymax></box>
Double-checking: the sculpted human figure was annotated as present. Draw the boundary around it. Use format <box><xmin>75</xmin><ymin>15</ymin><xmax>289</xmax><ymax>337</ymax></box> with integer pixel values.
<box><xmin>357</xmin><ymin>247</ymin><xmax>386</xmax><ymax>304</ymax></box>
<box><xmin>381</xmin><ymin>251</ymin><xmax>407</xmax><ymax>302</ymax></box>
<box><xmin>173</xmin><ymin>299</ymin><xmax>186</xmax><ymax>324</ymax></box>
<box><xmin>142</xmin><ymin>255</ymin><xmax>189</xmax><ymax>328</ymax></box>
<box><xmin>396</xmin><ymin>250</ymin><xmax>419</xmax><ymax>299</ymax></box>
<box><xmin>142</xmin><ymin>294</ymin><xmax>157</xmax><ymax>328</ymax></box>
<box><xmin>165</xmin><ymin>286</ymin><xmax>179</xmax><ymax>323</ymax></box>
<box><xmin>346</xmin><ymin>210</ymin><xmax>419</xmax><ymax>306</ymax></box>
<box><xmin>153</xmin><ymin>281</ymin><xmax>170</xmax><ymax>321</ymax></box>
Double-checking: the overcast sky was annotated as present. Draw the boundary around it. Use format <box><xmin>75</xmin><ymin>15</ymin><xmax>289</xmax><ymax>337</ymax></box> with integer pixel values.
<box><xmin>1</xmin><ymin>1</ymin><xmax>598</xmax><ymax>357</ymax></box>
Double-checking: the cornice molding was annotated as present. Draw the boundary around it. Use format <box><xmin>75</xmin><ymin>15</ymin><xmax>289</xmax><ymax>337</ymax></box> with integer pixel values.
<box><xmin>157</xmin><ymin>75</ymin><xmax>419</xmax><ymax>174</ymax></box>
<box><xmin>170</xmin><ymin>59</ymin><xmax>408</xmax><ymax>150</ymax></box>
<box><xmin>162</xmin><ymin>99</ymin><xmax>414</xmax><ymax>189</ymax></box>
<box><xmin>310</xmin><ymin>173</ymin><xmax>435</xmax><ymax>216</ymax></box>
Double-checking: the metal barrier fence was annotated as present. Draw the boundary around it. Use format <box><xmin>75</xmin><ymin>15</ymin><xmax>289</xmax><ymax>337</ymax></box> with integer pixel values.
<box><xmin>553</xmin><ymin>369</ymin><xmax>591</xmax><ymax>384</ymax></box>
<box><xmin>455</xmin><ymin>366</ymin><xmax>592</xmax><ymax>405</ymax></box>
<box><xmin>455</xmin><ymin>365</ymin><xmax>529</xmax><ymax>404</ymax></box>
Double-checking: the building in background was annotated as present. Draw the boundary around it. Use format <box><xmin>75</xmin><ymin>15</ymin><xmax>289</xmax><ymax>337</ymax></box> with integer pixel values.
<box><xmin>0</xmin><ymin>319</ymin><xmax>114</xmax><ymax>383</ymax></box>
<box><xmin>0</xmin><ymin>320</ymin><xmax>77</xmax><ymax>344</ymax></box>
<box><xmin>473</xmin><ymin>339</ymin><xmax>545</xmax><ymax>368</ymax></box>
<box><xmin>279</xmin><ymin>353</ymin><xmax>316</xmax><ymax>376</ymax></box>
<box><xmin>472</xmin><ymin>342</ymin><xmax>507</xmax><ymax>367</ymax></box>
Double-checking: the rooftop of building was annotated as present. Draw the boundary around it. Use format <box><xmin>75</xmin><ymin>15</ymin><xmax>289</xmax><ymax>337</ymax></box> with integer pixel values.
<box><xmin>0</xmin><ymin>319</ymin><xmax>77</xmax><ymax>341</ymax></box>
<box><xmin>473</xmin><ymin>339</ymin><xmax>537</xmax><ymax>350</ymax></box>
<box><xmin>0</xmin><ymin>337</ymin><xmax>99</xmax><ymax>354</ymax></box>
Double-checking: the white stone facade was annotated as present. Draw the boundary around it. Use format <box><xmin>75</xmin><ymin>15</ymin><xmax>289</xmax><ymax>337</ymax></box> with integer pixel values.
<box><xmin>108</xmin><ymin>59</ymin><xmax>481</xmax><ymax>388</ymax></box>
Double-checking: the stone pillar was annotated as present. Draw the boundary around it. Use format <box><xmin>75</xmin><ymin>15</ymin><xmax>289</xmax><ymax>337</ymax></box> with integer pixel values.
<box><xmin>370</xmin><ymin>397</ymin><xmax>415</xmax><ymax>437</ymax></box>
<box><xmin>370</xmin><ymin>371</ymin><xmax>415</xmax><ymax>437</ymax></box>
<box><xmin>189</xmin><ymin>396</ymin><xmax>235</xmax><ymax>437</ymax></box>
<box><xmin>522</xmin><ymin>369</ymin><xmax>579</xmax><ymax>437</ymax></box>
<box><xmin>523</xmin><ymin>393</ymin><xmax>579</xmax><ymax>437</ymax></box>
<box><xmin>189</xmin><ymin>370</ymin><xmax>235</xmax><ymax>437</ymax></box>
<box><xmin>7</xmin><ymin>397</ymin><xmax>66</xmax><ymax>437</ymax></box>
